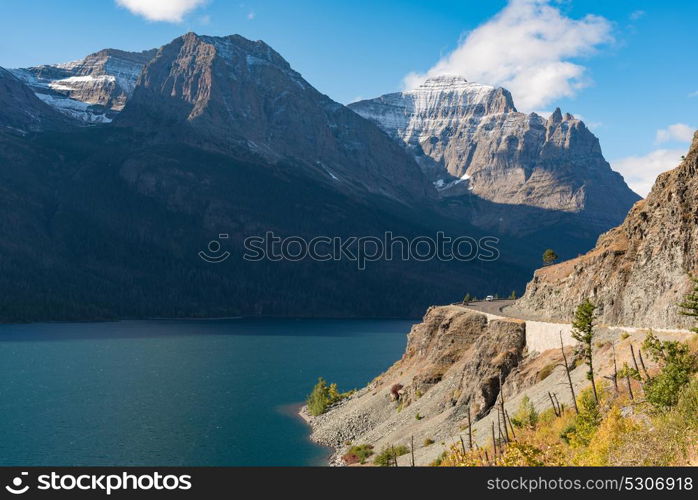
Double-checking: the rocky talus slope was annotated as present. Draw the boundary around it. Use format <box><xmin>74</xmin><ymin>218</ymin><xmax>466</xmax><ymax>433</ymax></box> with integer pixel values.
<box><xmin>306</xmin><ymin>304</ymin><xmax>693</xmax><ymax>465</ymax></box>
<box><xmin>514</xmin><ymin>131</ymin><xmax>698</xmax><ymax>329</ymax></box>
<box><xmin>350</xmin><ymin>76</ymin><xmax>639</xmax><ymax>233</ymax></box>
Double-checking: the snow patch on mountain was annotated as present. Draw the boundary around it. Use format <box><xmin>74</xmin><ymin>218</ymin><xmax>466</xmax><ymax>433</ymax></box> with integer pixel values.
<box><xmin>35</xmin><ymin>93</ymin><xmax>112</xmax><ymax>123</ymax></box>
<box><xmin>11</xmin><ymin>48</ymin><xmax>155</xmax><ymax>123</ymax></box>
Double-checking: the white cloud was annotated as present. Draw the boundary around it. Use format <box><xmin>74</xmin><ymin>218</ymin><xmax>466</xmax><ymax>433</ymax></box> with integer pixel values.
<box><xmin>247</xmin><ymin>11</ymin><xmax>255</xmax><ymax>20</ymax></box>
<box><xmin>630</xmin><ymin>10</ymin><xmax>645</xmax><ymax>21</ymax></box>
<box><xmin>689</xmin><ymin>91</ymin><xmax>698</xmax><ymax>98</ymax></box>
<box><xmin>403</xmin><ymin>0</ymin><xmax>613</xmax><ymax>111</ymax></box>
<box><xmin>116</xmin><ymin>0</ymin><xmax>207</xmax><ymax>23</ymax></box>
<box><xmin>655</xmin><ymin>123</ymin><xmax>695</xmax><ymax>144</ymax></box>
<box><xmin>612</xmin><ymin>149</ymin><xmax>685</xmax><ymax>197</ymax></box>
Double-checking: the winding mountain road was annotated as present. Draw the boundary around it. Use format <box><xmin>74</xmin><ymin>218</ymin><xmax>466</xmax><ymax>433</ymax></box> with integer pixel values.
<box><xmin>465</xmin><ymin>299</ymin><xmax>516</xmax><ymax>316</ymax></box>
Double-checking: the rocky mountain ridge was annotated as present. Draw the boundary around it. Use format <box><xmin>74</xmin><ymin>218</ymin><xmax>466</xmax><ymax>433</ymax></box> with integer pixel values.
<box><xmin>116</xmin><ymin>33</ymin><xmax>433</xmax><ymax>204</ymax></box>
<box><xmin>8</xmin><ymin>38</ymin><xmax>639</xmax><ymax>243</ymax></box>
<box><xmin>0</xmin><ymin>32</ymin><xmax>653</xmax><ymax>321</ymax></box>
<box><xmin>0</xmin><ymin>34</ymin><xmax>527</xmax><ymax>322</ymax></box>
<box><xmin>514</xmin><ymin>131</ymin><xmax>698</xmax><ymax>329</ymax></box>
<box><xmin>350</xmin><ymin>76</ymin><xmax>640</xmax><ymax>232</ymax></box>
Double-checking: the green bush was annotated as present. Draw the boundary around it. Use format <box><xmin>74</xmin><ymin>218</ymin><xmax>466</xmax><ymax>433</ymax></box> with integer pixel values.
<box><xmin>538</xmin><ymin>363</ymin><xmax>555</xmax><ymax>381</ymax></box>
<box><xmin>561</xmin><ymin>388</ymin><xmax>602</xmax><ymax>447</ymax></box>
<box><xmin>374</xmin><ymin>445</ymin><xmax>410</xmax><ymax>466</ymax></box>
<box><xmin>511</xmin><ymin>396</ymin><xmax>539</xmax><ymax>428</ymax></box>
<box><xmin>675</xmin><ymin>377</ymin><xmax>698</xmax><ymax>424</ymax></box>
<box><xmin>642</xmin><ymin>332</ymin><xmax>697</xmax><ymax>409</ymax></box>
<box><xmin>423</xmin><ymin>438</ymin><xmax>435</xmax><ymax>446</ymax></box>
<box><xmin>559</xmin><ymin>422</ymin><xmax>577</xmax><ymax>445</ymax></box>
<box><xmin>342</xmin><ymin>444</ymin><xmax>374</xmax><ymax>465</ymax></box>
<box><xmin>306</xmin><ymin>377</ymin><xmax>353</xmax><ymax>416</ymax></box>
<box><xmin>429</xmin><ymin>451</ymin><xmax>449</xmax><ymax>467</ymax></box>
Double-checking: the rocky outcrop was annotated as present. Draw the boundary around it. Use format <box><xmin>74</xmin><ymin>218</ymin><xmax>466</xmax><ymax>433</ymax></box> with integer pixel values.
<box><xmin>116</xmin><ymin>33</ymin><xmax>432</xmax><ymax>204</ymax></box>
<box><xmin>350</xmin><ymin>77</ymin><xmax>640</xmax><ymax>232</ymax></box>
<box><xmin>11</xmin><ymin>48</ymin><xmax>156</xmax><ymax>123</ymax></box>
<box><xmin>307</xmin><ymin>306</ymin><xmax>528</xmax><ymax>461</ymax></box>
<box><xmin>0</xmin><ymin>67</ymin><xmax>73</xmax><ymax>133</ymax></box>
<box><xmin>515</xmin><ymin>131</ymin><xmax>698</xmax><ymax>329</ymax></box>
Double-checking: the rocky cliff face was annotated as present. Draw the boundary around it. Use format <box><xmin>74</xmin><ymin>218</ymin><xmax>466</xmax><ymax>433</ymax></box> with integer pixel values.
<box><xmin>350</xmin><ymin>77</ymin><xmax>640</xmax><ymax>231</ymax></box>
<box><xmin>11</xmin><ymin>48</ymin><xmax>156</xmax><ymax>123</ymax></box>
<box><xmin>0</xmin><ymin>67</ymin><xmax>73</xmax><ymax>133</ymax></box>
<box><xmin>515</xmin><ymin>131</ymin><xmax>698</xmax><ymax>329</ymax></box>
<box><xmin>116</xmin><ymin>33</ymin><xmax>432</xmax><ymax>204</ymax></box>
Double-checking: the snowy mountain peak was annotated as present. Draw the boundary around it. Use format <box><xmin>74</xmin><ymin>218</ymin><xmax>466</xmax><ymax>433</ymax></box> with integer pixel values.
<box><xmin>348</xmin><ymin>77</ymin><xmax>517</xmax><ymax>161</ymax></box>
<box><xmin>404</xmin><ymin>76</ymin><xmax>515</xmax><ymax>114</ymax></box>
<box><xmin>11</xmin><ymin>48</ymin><xmax>156</xmax><ymax>123</ymax></box>
<box><xmin>349</xmin><ymin>78</ymin><xmax>640</xmax><ymax>231</ymax></box>
<box><xmin>419</xmin><ymin>74</ymin><xmax>468</xmax><ymax>84</ymax></box>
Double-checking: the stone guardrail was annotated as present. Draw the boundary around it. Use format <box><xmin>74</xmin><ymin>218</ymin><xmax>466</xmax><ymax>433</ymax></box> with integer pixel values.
<box><xmin>466</xmin><ymin>305</ymin><xmax>693</xmax><ymax>353</ymax></box>
<box><xmin>470</xmin><ymin>309</ymin><xmax>575</xmax><ymax>353</ymax></box>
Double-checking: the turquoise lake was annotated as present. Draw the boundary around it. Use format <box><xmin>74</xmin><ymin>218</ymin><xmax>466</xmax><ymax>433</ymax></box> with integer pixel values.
<box><xmin>0</xmin><ymin>318</ymin><xmax>413</xmax><ymax>466</ymax></box>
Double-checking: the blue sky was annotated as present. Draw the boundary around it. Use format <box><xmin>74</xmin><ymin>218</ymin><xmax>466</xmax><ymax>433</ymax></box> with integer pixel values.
<box><xmin>1</xmin><ymin>0</ymin><xmax>696</xmax><ymax>195</ymax></box>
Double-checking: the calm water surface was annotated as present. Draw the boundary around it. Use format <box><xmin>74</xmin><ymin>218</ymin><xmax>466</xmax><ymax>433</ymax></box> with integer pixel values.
<box><xmin>0</xmin><ymin>318</ymin><xmax>413</xmax><ymax>466</ymax></box>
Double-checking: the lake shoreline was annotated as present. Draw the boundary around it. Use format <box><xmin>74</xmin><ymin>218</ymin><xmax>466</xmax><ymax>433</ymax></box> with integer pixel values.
<box><xmin>0</xmin><ymin>318</ymin><xmax>411</xmax><ymax>465</ymax></box>
<box><xmin>277</xmin><ymin>402</ymin><xmax>335</xmax><ymax>466</ymax></box>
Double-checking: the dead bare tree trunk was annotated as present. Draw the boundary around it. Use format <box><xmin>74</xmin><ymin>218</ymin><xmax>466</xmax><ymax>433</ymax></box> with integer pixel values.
<box><xmin>638</xmin><ymin>349</ymin><xmax>650</xmax><ymax>381</ymax></box>
<box><xmin>548</xmin><ymin>391</ymin><xmax>560</xmax><ymax>417</ymax></box>
<box><xmin>505</xmin><ymin>409</ymin><xmax>516</xmax><ymax>440</ymax></box>
<box><xmin>467</xmin><ymin>405</ymin><xmax>473</xmax><ymax>450</ymax></box>
<box><xmin>411</xmin><ymin>436</ymin><xmax>415</xmax><ymax>466</ymax></box>
<box><xmin>491</xmin><ymin>422</ymin><xmax>497</xmax><ymax>460</ymax></box>
<box><xmin>630</xmin><ymin>344</ymin><xmax>641</xmax><ymax>378</ymax></box>
<box><xmin>460</xmin><ymin>435</ymin><xmax>466</xmax><ymax>455</ymax></box>
<box><xmin>626</xmin><ymin>371</ymin><xmax>634</xmax><ymax>400</ymax></box>
<box><xmin>560</xmin><ymin>330</ymin><xmax>579</xmax><ymax>413</ymax></box>
<box><xmin>552</xmin><ymin>393</ymin><xmax>563</xmax><ymax>414</ymax></box>
<box><xmin>499</xmin><ymin>375</ymin><xmax>510</xmax><ymax>442</ymax></box>
<box><xmin>612</xmin><ymin>342</ymin><xmax>619</xmax><ymax>393</ymax></box>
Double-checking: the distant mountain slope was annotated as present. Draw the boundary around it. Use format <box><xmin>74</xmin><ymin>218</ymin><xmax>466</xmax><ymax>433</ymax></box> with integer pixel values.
<box><xmin>0</xmin><ymin>33</ymin><xmax>643</xmax><ymax>322</ymax></box>
<box><xmin>117</xmin><ymin>33</ymin><xmax>432</xmax><ymax>204</ymax></box>
<box><xmin>0</xmin><ymin>35</ymin><xmax>530</xmax><ymax>322</ymax></box>
<box><xmin>350</xmin><ymin>76</ymin><xmax>640</xmax><ymax>232</ymax></box>
<box><xmin>0</xmin><ymin>67</ymin><xmax>74</xmax><ymax>133</ymax></box>
<box><xmin>11</xmin><ymin>48</ymin><xmax>156</xmax><ymax>123</ymax></box>
<box><xmin>515</xmin><ymin>131</ymin><xmax>698</xmax><ymax>329</ymax></box>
